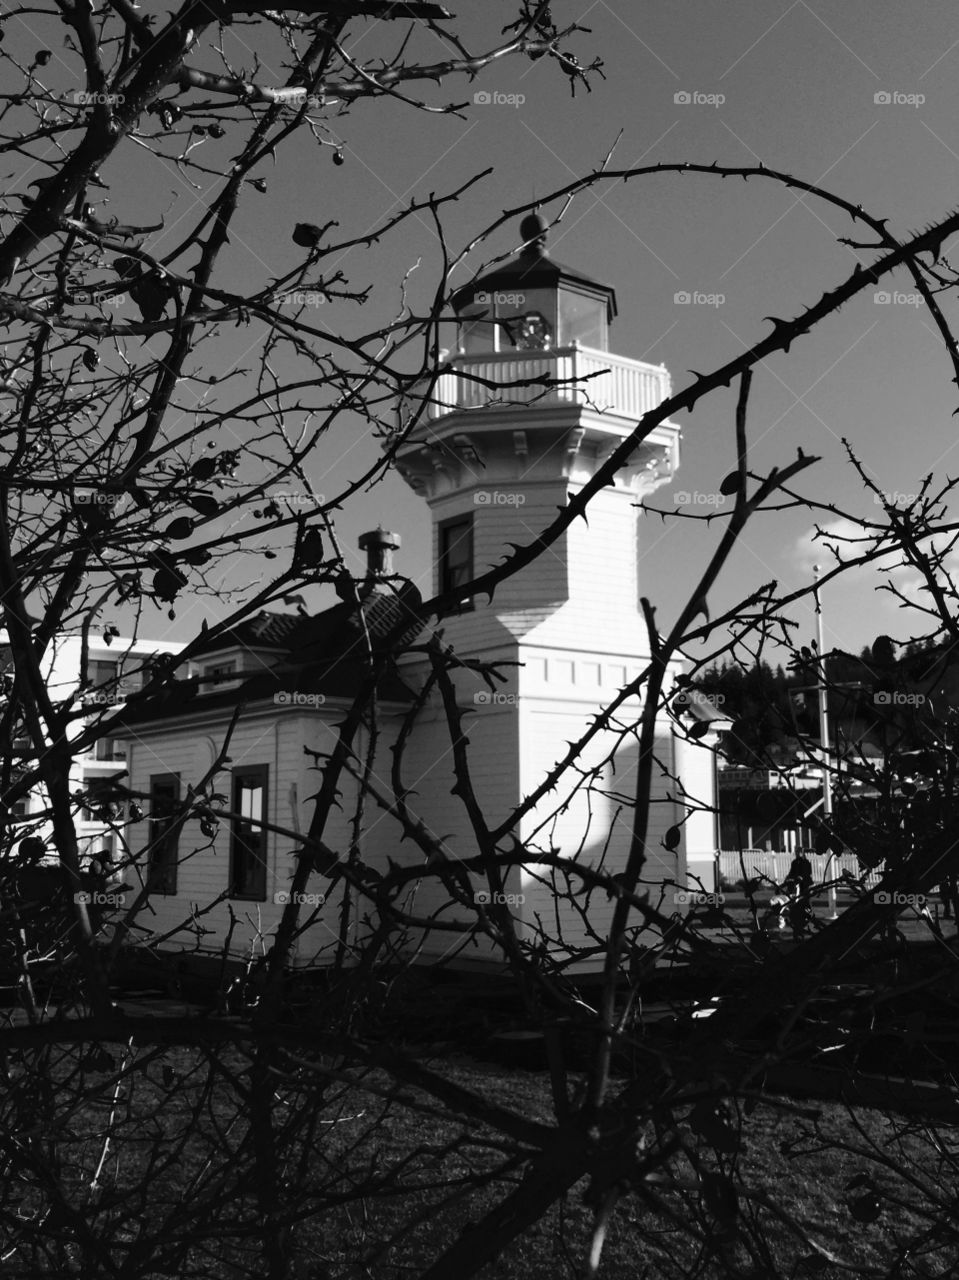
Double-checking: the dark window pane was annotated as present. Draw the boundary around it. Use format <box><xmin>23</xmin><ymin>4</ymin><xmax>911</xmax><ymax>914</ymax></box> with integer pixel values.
<box><xmin>91</xmin><ymin>660</ymin><xmax>118</xmax><ymax>687</ymax></box>
<box><xmin>440</xmin><ymin>517</ymin><xmax>474</xmax><ymax>610</ymax></box>
<box><xmin>82</xmin><ymin>777</ymin><xmax>118</xmax><ymax>824</ymax></box>
<box><xmin>148</xmin><ymin>774</ymin><xmax>180</xmax><ymax>894</ymax></box>
<box><xmin>230</xmin><ymin>767</ymin><xmax>268</xmax><ymax>900</ymax></box>
<box><xmin>205</xmin><ymin>661</ymin><xmax>236</xmax><ymax>682</ymax></box>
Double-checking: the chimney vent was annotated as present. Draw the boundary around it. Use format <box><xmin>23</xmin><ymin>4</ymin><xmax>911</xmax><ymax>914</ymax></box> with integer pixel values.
<box><xmin>359</xmin><ymin>527</ymin><xmax>401</xmax><ymax>580</ymax></box>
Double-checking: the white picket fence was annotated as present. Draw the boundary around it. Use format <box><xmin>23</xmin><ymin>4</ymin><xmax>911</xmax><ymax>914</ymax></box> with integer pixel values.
<box><xmin>717</xmin><ymin>850</ymin><xmax>885</xmax><ymax>892</ymax></box>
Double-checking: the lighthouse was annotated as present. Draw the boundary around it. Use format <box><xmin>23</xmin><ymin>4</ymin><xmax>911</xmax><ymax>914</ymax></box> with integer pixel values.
<box><xmin>387</xmin><ymin>214</ymin><xmax>720</xmax><ymax>968</ymax></box>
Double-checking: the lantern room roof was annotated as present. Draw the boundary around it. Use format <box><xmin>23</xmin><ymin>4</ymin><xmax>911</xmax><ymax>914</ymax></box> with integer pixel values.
<box><xmin>451</xmin><ymin>214</ymin><xmax>618</xmax><ymax>323</ymax></box>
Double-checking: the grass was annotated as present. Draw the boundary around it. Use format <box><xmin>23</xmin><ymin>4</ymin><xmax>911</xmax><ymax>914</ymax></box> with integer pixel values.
<box><xmin>312</xmin><ymin>1054</ymin><xmax>959</xmax><ymax>1279</ymax></box>
<box><xmin>3</xmin><ymin>1028</ymin><xmax>957</xmax><ymax>1278</ymax></box>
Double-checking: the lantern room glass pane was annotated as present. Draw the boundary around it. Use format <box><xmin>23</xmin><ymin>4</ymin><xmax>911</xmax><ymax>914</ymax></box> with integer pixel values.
<box><xmin>558</xmin><ymin>289</ymin><xmax>607</xmax><ymax>350</ymax></box>
<box><xmin>459</xmin><ymin>306</ymin><xmax>496</xmax><ymax>355</ymax></box>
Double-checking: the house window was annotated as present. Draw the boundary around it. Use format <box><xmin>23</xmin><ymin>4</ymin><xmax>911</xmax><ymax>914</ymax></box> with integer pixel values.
<box><xmin>1</xmin><ymin>787</ymin><xmax>28</xmax><ymax>823</ymax></box>
<box><xmin>81</xmin><ymin>777</ymin><xmax>118</xmax><ymax>824</ymax></box>
<box><xmin>203</xmin><ymin>661</ymin><xmax>236</xmax><ymax>687</ymax></box>
<box><xmin>439</xmin><ymin>516</ymin><xmax>474</xmax><ymax>611</ymax></box>
<box><xmin>230</xmin><ymin>766</ymin><xmax>268</xmax><ymax>900</ymax></box>
<box><xmin>90</xmin><ymin>659</ymin><xmax>119</xmax><ymax>700</ymax></box>
<box><xmin>148</xmin><ymin>774</ymin><xmax>180</xmax><ymax>895</ymax></box>
<box><xmin>89</xmin><ymin>659</ymin><xmax>139</xmax><ymax>702</ymax></box>
<box><xmin>94</xmin><ymin>736</ymin><xmax>125</xmax><ymax>762</ymax></box>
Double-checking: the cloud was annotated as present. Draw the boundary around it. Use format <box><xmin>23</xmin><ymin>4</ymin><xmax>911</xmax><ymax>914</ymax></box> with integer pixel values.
<box><xmin>791</xmin><ymin>518</ymin><xmax>877</xmax><ymax>574</ymax></box>
<box><xmin>791</xmin><ymin>518</ymin><xmax>959</xmax><ymax>622</ymax></box>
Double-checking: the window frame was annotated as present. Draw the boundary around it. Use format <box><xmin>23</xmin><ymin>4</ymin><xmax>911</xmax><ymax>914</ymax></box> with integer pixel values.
<box><xmin>147</xmin><ymin>773</ymin><xmax>181</xmax><ymax>895</ymax></box>
<box><xmin>94</xmin><ymin>736</ymin><xmax>125</xmax><ymax>762</ymax></box>
<box><xmin>229</xmin><ymin>765</ymin><xmax>270</xmax><ymax>901</ymax></box>
<box><xmin>438</xmin><ymin>515</ymin><xmax>475</xmax><ymax>612</ymax></box>
<box><xmin>204</xmin><ymin>660</ymin><xmax>237</xmax><ymax>686</ymax></box>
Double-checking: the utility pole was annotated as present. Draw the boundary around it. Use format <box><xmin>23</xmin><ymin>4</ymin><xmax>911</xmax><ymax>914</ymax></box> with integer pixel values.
<box><xmin>813</xmin><ymin>564</ymin><xmax>838</xmax><ymax>918</ymax></box>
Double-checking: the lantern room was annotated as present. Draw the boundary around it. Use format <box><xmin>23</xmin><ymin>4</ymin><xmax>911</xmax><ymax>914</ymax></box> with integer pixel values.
<box><xmin>450</xmin><ymin>212</ymin><xmax>617</xmax><ymax>356</ymax></box>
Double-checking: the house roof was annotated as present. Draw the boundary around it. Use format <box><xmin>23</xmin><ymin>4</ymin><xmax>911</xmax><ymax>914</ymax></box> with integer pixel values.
<box><xmin>451</xmin><ymin>248</ymin><xmax>618</xmax><ymax>322</ymax></box>
<box><xmin>684</xmin><ymin>699</ymin><xmax>733</xmax><ymax>726</ymax></box>
<box><xmin>115</xmin><ymin>587</ymin><xmax>425</xmax><ymax>730</ymax></box>
<box><xmin>450</xmin><ymin>215</ymin><xmax>618</xmax><ymax>323</ymax></box>
<box><xmin>191</xmin><ymin>610</ymin><xmax>305</xmax><ymax>657</ymax></box>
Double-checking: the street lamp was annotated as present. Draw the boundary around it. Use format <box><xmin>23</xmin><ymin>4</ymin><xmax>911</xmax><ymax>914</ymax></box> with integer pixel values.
<box><xmin>813</xmin><ymin>564</ymin><xmax>838</xmax><ymax>919</ymax></box>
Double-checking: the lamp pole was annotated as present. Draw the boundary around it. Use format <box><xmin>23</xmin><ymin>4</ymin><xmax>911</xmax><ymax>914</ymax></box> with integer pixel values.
<box><xmin>813</xmin><ymin>564</ymin><xmax>838</xmax><ymax>918</ymax></box>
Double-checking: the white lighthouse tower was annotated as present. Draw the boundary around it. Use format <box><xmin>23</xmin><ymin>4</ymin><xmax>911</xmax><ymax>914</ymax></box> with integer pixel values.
<box><xmin>391</xmin><ymin>214</ymin><xmax>719</xmax><ymax>968</ymax></box>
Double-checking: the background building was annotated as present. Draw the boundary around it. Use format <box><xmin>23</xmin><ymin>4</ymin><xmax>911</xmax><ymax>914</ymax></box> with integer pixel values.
<box><xmin>1</xmin><ymin>632</ymin><xmax>183</xmax><ymax>868</ymax></box>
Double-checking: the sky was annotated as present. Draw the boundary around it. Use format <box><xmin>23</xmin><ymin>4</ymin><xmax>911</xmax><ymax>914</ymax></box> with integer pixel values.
<box><xmin>14</xmin><ymin>0</ymin><xmax>959</xmax><ymax>662</ymax></box>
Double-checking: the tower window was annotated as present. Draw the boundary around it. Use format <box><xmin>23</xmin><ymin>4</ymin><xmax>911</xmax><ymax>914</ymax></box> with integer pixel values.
<box><xmin>439</xmin><ymin>516</ymin><xmax>474</xmax><ymax>611</ymax></box>
<box><xmin>230</xmin><ymin>766</ymin><xmax>269</xmax><ymax>900</ymax></box>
